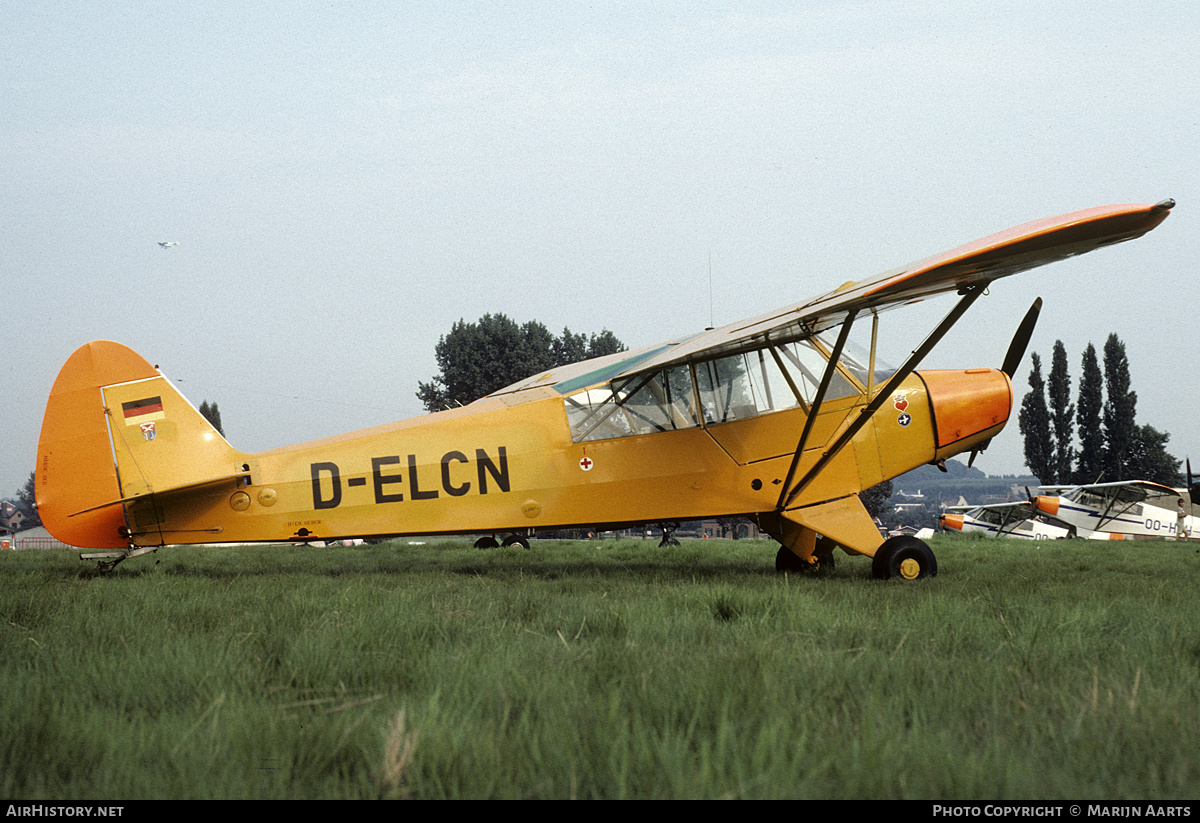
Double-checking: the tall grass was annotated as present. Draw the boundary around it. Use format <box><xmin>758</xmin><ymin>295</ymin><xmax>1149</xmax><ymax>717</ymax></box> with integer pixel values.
<box><xmin>2</xmin><ymin>535</ymin><xmax>1197</xmax><ymax>799</ymax></box>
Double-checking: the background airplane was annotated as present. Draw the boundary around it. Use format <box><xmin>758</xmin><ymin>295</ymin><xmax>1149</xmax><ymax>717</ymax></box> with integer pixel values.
<box><xmin>939</xmin><ymin>501</ymin><xmax>1072</xmax><ymax>540</ymax></box>
<box><xmin>1031</xmin><ymin>479</ymin><xmax>1197</xmax><ymax>541</ymax></box>
<box><xmin>36</xmin><ymin>201</ymin><xmax>1174</xmax><ymax>577</ymax></box>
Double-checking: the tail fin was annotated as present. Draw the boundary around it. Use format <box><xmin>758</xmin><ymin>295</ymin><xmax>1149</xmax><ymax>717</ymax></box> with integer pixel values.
<box><xmin>36</xmin><ymin>341</ymin><xmax>245</xmax><ymax>548</ymax></box>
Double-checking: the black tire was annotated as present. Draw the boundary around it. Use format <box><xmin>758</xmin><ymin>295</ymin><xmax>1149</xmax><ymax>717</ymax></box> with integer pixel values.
<box><xmin>872</xmin><ymin>535</ymin><xmax>937</xmax><ymax>580</ymax></box>
<box><xmin>813</xmin><ymin>536</ymin><xmax>836</xmax><ymax>573</ymax></box>
<box><xmin>774</xmin><ymin>542</ymin><xmax>834</xmax><ymax>575</ymax></box>
<box><xmin>474</xmin><ymin>536</ymin><xmax>499</xmax><ymax>550</ymax></box>
<box><xmin>502</xmin><ymin>535</ymin><xmax>531</xmax><ymax>550</ymax></box>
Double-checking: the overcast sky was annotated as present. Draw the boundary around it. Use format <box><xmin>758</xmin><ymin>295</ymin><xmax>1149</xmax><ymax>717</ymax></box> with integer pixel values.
<box><xmin>3</xmin><ymin>1</ymin><xmax>1197</xmax><ymax>502</ymax></box>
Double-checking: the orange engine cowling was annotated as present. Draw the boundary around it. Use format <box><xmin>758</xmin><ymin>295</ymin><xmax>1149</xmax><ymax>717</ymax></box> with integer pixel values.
<box><xmin>918</xmin><ymin>368</ymin><xmax>1013</xmax><ymax>461</ymax></box>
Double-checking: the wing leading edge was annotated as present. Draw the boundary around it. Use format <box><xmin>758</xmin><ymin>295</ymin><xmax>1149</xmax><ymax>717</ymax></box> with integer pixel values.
<box><xmin>490</xmin><ymin>200</ymin><xmax>1172</xmax><ymax>398</ymax></box>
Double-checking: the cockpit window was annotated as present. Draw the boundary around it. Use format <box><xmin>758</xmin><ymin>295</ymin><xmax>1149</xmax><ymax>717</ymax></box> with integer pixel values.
<box><xmin>565</xmin><ymin>365</ymin><xmax>698</xmax><ymax>442</ymax></box>
<box><xmin>563</xmin><ymin>337</ymin><xmax>861</xmax><ymax>442</ymax></box>
<box><xmin>775</xmin><ymin>339</ymin><xmax>856</xmax><ymax>403</ymax></box>
<box><xmin>696</xmin><ymin>349</ymin><xmax>797</xmax><ymax>423</ymax></box>
<box><xmin>815</xmin><ymin>331</ymin><xmax>898</xmax><ymax>388</ymax></box>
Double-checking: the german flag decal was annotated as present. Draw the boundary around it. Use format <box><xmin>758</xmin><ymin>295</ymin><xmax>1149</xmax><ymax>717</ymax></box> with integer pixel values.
<box><xmin>122</xmin><ymin>396</ymin><xmax>164</xmax><ymax>425</ymax></box>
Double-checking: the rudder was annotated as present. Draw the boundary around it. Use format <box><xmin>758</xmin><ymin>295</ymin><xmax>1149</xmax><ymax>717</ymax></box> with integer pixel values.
<box><xmin>36</xmin><ymin>341</ymin><xmax>243</xmax><ymax>548</ymax></box>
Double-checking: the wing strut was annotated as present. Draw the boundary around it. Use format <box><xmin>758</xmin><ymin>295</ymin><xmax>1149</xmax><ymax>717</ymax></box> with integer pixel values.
<box><xmin>778</xmin><ymin>284</ymin><xmax>987</xmax><ymax>511</ymax></box>
<box><xmin>775</xmin><ymin>309</ymin><xmax>859</xmax><ymax>510</ymax></box>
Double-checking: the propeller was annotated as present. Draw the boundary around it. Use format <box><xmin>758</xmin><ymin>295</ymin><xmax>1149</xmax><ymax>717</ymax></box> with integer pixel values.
<box><xmin>967</xmin><ymin>297</ymin><xmax>1043</xmax><ymax>467</ymax></box>
<box><xmin>1001</xmin><ymin>297</ymin><xmax>1043</xmax><ymax>379</ymax></box>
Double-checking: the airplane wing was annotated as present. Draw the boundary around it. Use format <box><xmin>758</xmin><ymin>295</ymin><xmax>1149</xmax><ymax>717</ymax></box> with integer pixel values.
<box><xmin>1038</xmin><ymin>479</ymin><xmax>1181</xmax><ymax>502</ymax></box>
<box><xmin>491</xmin><ymin>200</ymin><xmax>1173</xmax><ymax>395</ymax></box>
<box><xmin>948</xmin><ymin>501</ymin><xmax>1036</xmax><ymax>513</ymax></box>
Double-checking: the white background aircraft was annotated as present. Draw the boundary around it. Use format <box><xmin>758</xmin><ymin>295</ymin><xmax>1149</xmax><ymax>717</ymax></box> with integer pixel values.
<box><xmin>940</xmin><ymin>502</ymin><xmax>1072</xmax><ymax>540</ymax></box>
<box><xmin>1031</xmin><ymin>481</ymin><xmax>1197</xmax><ymax>541</ymax></box>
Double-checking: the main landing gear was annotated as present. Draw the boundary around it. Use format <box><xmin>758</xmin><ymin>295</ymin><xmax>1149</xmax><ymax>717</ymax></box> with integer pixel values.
<box><xmin>775</xmin><ymin>535</ymin><xmax>837</xmax><ymax>575</ymax></box>
<box><xmin>473</xmin><ymin>534</ymin><xmax>531</xmax><ymax>550</ymax></box>
<box><xmin>657</xmin><ymin>522</ymin><xmax>681</xmax><ymax>547</ymax></box>
<box><xmin>774</xmin><ymin>534</ymin><xmax>937</xmax><ymax>580</ymax></box>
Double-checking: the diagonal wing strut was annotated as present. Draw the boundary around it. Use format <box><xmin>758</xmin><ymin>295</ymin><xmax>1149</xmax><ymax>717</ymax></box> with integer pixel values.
<box><xmin>776</xmin><ymin>283</ymin><xmax>987</xmax><ymax>512</ymax></box>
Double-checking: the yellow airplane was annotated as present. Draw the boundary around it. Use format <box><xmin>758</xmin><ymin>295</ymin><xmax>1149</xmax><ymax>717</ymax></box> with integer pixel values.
<box><xmin>36</xmin><ymin>200</ymin><xmax>1174</xmax><ymax>577</ymax></box>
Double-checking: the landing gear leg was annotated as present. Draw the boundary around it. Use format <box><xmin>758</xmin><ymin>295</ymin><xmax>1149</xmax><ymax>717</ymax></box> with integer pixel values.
<box><xmin>97</xmin><ymin>557</ymin><xmax>124</xmax><ymax>574</ymax></box>
<box><xmin>80</xmin><ymin>545</ymin><xmax>159</xmax><ymax>573</ymax></box>
<box><xmin>773</xmin><ymin>526</ymin><xmax>835</xmax><ymax>574</ymax></box>
<box><xmin>658</xmin><ymin>522</ymin><xmax>681</xmax><ymax>547</ymax></box>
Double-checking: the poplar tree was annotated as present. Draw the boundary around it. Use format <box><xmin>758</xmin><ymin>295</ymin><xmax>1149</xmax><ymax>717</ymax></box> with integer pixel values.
<box><xmin>1074</xmin><ymin>343</ymin><xmax>1105</xmax><ymax>484</ymax></box>
<box><xmin>1101</xmin><ymin>333</ymin><xmax>1137</xmax><ymax>481</ymax></box>
<box><xmin>1018</xmin><ymin>352</ymin><xmax>1054</xmax><ymax>483</ymax></box>
<box><xmin>199</xmin><ymin>401</ymin><xmax>224</xmax><ymax>437</ymax></box>
<box><xmin>1047</xmin><ymin>340</ymin><xmax>1075</xmax><ymax>484</ymax></box>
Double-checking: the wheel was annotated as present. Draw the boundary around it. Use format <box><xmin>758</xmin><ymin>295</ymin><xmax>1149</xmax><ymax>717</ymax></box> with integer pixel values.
<box><xmin>774</xmin><ymin>544</ymin><xmax>833</xmax><ymax>574</ymax></box>
<box><xmin>813</xmin><ymin>536</ymin><xmax>836</xmax><ymax>573</ymax></box>
<box><xmin>871</xmin><ymin>535</ymin><xmax>937</xmax><ymax>580</ymax></box>
<box><xmin>474</xmin><ymin>536</ymin><xmax>499</xmax><ymax>549</ymax></box>
<box><xmin>501</xmin><ymin>535</ymin><xmax>531</xmax><ymax>549</ymax></box>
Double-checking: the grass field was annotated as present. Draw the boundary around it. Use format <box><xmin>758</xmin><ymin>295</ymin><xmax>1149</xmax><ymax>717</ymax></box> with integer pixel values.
<box><xmin>2</xmin><ymin>533</ymin><xmax>1198</xmax><ymax>800</ymax></box>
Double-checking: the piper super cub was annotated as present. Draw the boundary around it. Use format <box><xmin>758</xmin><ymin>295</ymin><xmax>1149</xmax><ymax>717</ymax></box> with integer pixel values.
<box><xmin>35</xmin><ymin>200</ymin><xmax>1174</xmax><ymax>578</ymax></box>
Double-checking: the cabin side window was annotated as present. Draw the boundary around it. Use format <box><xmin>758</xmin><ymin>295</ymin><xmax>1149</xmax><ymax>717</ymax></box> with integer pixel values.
<box><xmin>564</xmin><ymin>365</ymin><xmax>699</xmax><ymax>443</ymax></box>
<box><xmin>692</xmin><ymin>339</ymin><xmax>856</xmax><ymax>424</ymax></box>
<box><xmin>562</xmin><ymin>338</ymin><xmax>858</xmax><ymax>441</ymax></box>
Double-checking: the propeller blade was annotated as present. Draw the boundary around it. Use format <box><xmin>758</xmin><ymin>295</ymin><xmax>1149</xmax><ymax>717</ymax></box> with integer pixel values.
<box><xmin>1001</xmin><ymin>297</ymin><xmax>1043</xmax><ymax>378</ymax></box>
<box><xmin>969</xmin><ymin>300</ymin><xmax>1042</xmax><ymax>467</ymax></box>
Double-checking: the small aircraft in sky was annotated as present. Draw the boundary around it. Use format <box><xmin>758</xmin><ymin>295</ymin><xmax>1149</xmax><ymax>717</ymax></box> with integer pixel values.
<box><xmin>1030</xmin><ymin>479</ymin><xmax>1197</xmax><ymax>541</ymax></box>
<box><xmin>939</xmin><ymin>501</ymin><xmax>1072</xmax><ymax>540</ymax></box>
<box><xmin>158</xmin><ymin>241</ymin><xmax>178</xmax><ymax>248</ymax></box>
<box><xmin>36</xmin><ymin>200</ymin><xmax>1174</xmax><ymax>577</ymax></box>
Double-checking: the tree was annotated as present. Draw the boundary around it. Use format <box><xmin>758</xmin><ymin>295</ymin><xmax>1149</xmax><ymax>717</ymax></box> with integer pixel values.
<box><xmin>1125</xmin><ymin>424</ymin><xmax>1184</xmax><ymax>486</ymax></box>
<box><xmin>1101</xmin><ymin>333</ymin><xmax>1137</xmax><ymax>481</ymax></box>
<box><xmin>584</xmin><ymin>330</ymin><xmax>625</xmax><ymax>360</ymax></box>
<box><xmin>15</xmin><ymin>471</ymin><xmax>41</xmax><ymax>529</ymax></box>
<box><xmin>1047</xmin><ymin>339</ymin><xmax>1075</xmax><ymax>485</ymax></box>
<box><xmin>199</xmin><ymin>401</ymin><xmax>224</xmax><ymax>437</ymax></box>
<box><xmin>1017</xmin><ymin>352</ymin><xmax>1054</xmax><ymax>483</ymax></box>
<box><xmin>417</xmin><ymin>314</ymin><xmax>626</xmax><ymax>412</ymax></box>
<box><xmin>1074</xmin><ymin>343</ymin><xmax>1104</xmax><ymax>484</ymax></box>
<box><xmin>860</xmin><ymin>480</ymin><xmax>893</xmax><ymax>520</ymax></box>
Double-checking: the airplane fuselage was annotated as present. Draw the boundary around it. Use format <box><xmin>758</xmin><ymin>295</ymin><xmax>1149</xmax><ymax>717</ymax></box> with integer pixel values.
<box><xmin>1034</xmin><ymin>492</ymin><xmax>1197</xmax><ymax>540</ymax></box>
<box><xmin>118</xmin><ymin>369</ymin><xmax>1005</xmax><ymax>552</ymax></box>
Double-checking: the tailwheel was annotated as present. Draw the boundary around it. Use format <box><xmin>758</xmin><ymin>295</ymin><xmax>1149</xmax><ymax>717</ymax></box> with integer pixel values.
<box><xmin>97</xmin><ymin>557</ymin><xmax>124</xmax><ymax>574</ymax></box>
<box><xmin>872</xmin><ymin>535</ymin><xmax>937</xmax><ymax>580</ymax></box>
<box><xmin>473</xmin><ymin>536</ymin><xmax>499</xmax><ymax>549</ymax></box>
<box><xmin>501</xmin><ymin>534</ymin><xmax>531</xmax><ymax>550</ymax></box>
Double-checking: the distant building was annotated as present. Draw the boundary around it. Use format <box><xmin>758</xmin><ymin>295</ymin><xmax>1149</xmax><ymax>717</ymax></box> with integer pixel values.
<box><xmin>1</xmin><ymin>501</ymin><xmax>24</xmax><ymax>533</ymax></box>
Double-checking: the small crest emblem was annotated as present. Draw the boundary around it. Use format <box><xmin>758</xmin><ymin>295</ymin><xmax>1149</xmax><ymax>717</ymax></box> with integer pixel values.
<box><xmin>140</xmin><ymin>421</ymin><xmax>157</xmax><ymax>441</ymax></box>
